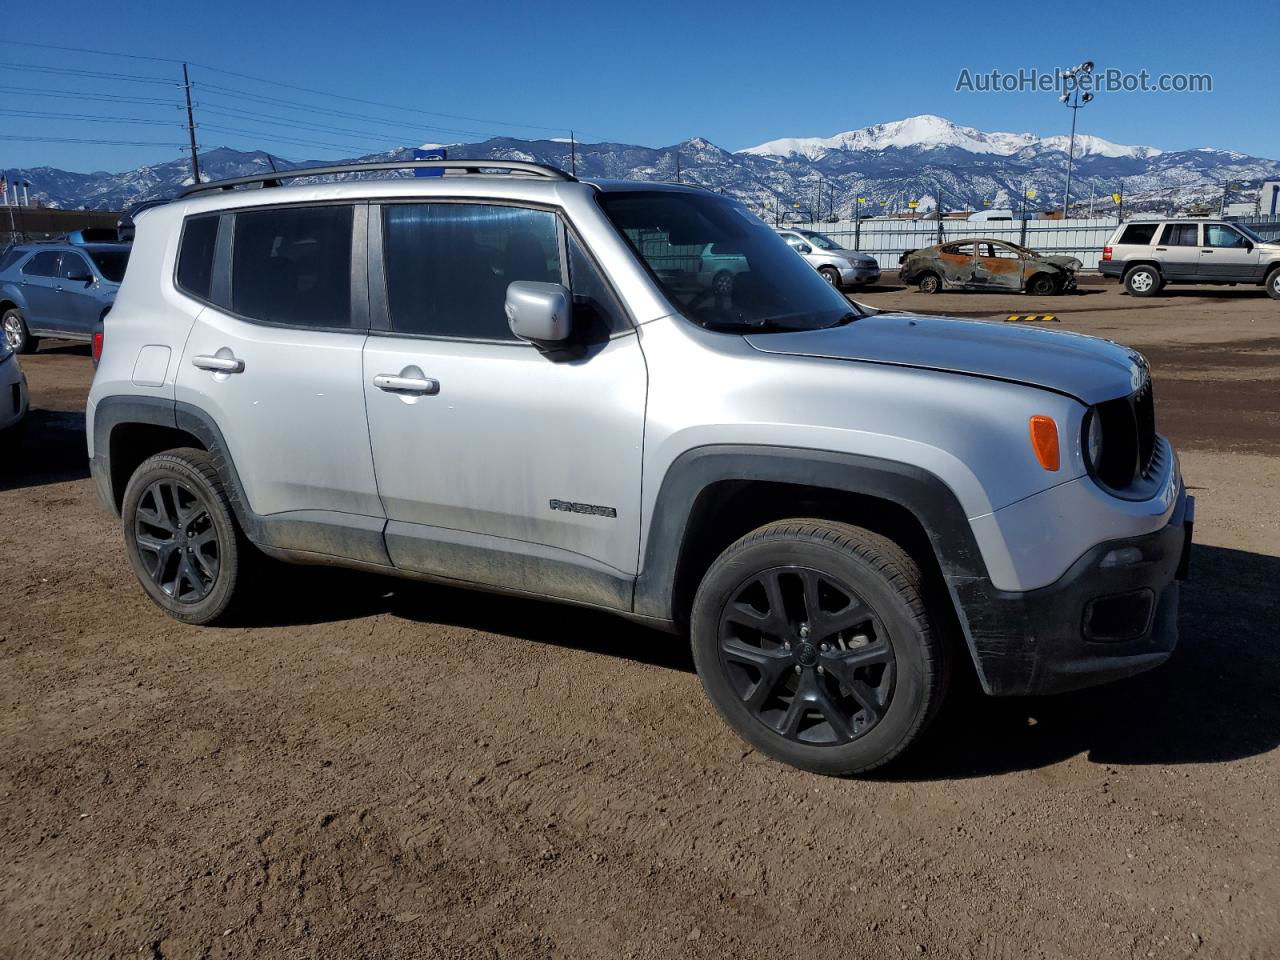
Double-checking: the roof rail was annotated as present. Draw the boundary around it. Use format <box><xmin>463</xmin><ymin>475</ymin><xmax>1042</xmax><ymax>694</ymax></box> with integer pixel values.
<box><xmin>178</xmin><ymin>159</ymin><xmax>576</xmax><ymax>198</ymax></box>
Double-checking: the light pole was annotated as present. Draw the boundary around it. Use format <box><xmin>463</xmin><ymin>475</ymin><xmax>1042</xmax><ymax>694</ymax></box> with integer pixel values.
<box><xmin>1058</xmin><ymin>60</ymin><xmax>1095</xmax><ymax>219</ymax></box>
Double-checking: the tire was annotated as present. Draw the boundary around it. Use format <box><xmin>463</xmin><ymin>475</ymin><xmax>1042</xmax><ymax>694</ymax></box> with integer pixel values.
<box><xmin>1124</xmin><ymin>265</ymin><xmax>1162</xmax><ymax>297</ymax></box>
<box><xmin>818</xmin><ymin>266</ymin><xmax>841</xmax><ymax>288</ymax></box>
<box><xmin>120</xmin><ymin>447</ymin><xmax>247</xmax><ymax>625</ymax></box>
<box><xmin>711</xmin><ymin>270</ymin><xmax>735</xmax><ymax>297</ymax></box>
<box><xmin>690</xmin><ymin>520</ymin><xmax>951</xmax><ymax>776</ymax></box>
<box><xmin>1026</xmin><ymin>273</ymin><xmax>1057</xmax><ymax>297</ymax></box>
<box><xmin>2</xmin><ymin>307</ymin><xmax>36</xmax><ymax>354</ymax></box>
<box><xmin>1266</xmin><ymin>267</ymin><xmax>1280</xmax><ymax>301</ymax></box>
<box><xmin>917</xmin><ymin>272</ymin><xmax>942</xmax><ymax>294</ymax></box>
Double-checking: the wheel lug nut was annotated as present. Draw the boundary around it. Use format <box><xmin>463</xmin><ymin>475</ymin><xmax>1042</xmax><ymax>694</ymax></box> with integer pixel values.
<box><xmin>820</xmin><ymin>643</ymin><xmax>829</xmax><ymax>652</ymax></box>
<box><xmin>799</xmin><ymin>623</ymin><xmax>810</xmax><ymax>639</ymax></box>
<box><xmin>817</xmin><ymin>666</ymin><xmax>825</xmax><ymax>675</ymax></box>
<box><xmin>794</xmin><ymin>665</ymin><xmax>802</xmax><ymax>674</ymax></box>
<box><xmin>783</xmin><ymin>641</ymin><xmax>791</xmax><ymax>650</ymax></box>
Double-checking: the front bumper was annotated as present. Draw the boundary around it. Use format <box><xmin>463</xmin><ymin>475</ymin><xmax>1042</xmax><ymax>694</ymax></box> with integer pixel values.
<box><xmin>958</xmin><ymin>484</ymin><xmax>1193</xmax><ymax>696</ymax></box>
<box><xmin>0</xmin><ymin>355</ymin><xmax>27</xmax><ymax>432</ymax></box>
<box><xmin>840</xmin><ymin>264</ymin><xmax>881</xmax><ymax>286</ymax></box>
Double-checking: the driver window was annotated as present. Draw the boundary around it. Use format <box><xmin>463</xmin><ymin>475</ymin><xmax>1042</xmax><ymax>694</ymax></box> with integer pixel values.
<box><xmin>58</xmin><ymin>252</ymin><xmax>92</xmax><ymax>280</ymax></box>
<box><xmin>1205</xmin><ymin>224</ymin><xmax>1246</xmax><ymax>248</ymax></box>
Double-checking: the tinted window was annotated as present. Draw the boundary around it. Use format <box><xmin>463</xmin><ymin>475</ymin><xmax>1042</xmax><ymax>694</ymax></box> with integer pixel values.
<box><xmin>382</xmin><ymin>203</ymin><xmax>561</xmax><ymax>340</ymax></box>
<box><xmin>0</xmin><ymin>248</ymin><xmax>24</xmax><ymax>272</ymax></box>
<box><xmin>568</xmin><ymin>232</ymin><xmax>628</xmax><ymax>336</ymax></box>
<box><xmin>231</xmin><ymin>205</ymin><xmax>352</xmax><ymax>328</ymax></box>
<box><xmin>177</xmin><ymin>216</ymin><xmax>219</xmax><ymax>301</ymax></box>
<box><xmin>1205</xmin><ymin>224</ymin><xmax>1246</xmax><ymax>248</ymax></box>
<box><xmin>22</xmin><ymin>251</ymin><xmax>60</xmax><ymax>277</ymax></box>
<box><xmin>58</xmin><ymin>251</ymin><xmax>92</xmax><ymax>280</ymax></box>
<box><xmin>1161</xmin><ymin>223</ymin><xmax>1199</xmax><ymax>246</ymax></box>
<box><xmin>1119</xmin><ymin>223</ymin><xmax>1159</xmax><ymax>245</ymax></box>
<box><xmin>88</xmin><ymin>249</ymin><xmax>130</xmax><ymax>283</ymax></box>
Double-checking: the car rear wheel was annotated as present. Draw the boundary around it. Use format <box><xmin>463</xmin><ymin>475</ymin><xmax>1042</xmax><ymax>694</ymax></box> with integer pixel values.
<box><xmin>1124</xmin><ymin>265</ymin><xmax>1162</xmax><ymax>297</ymax></box>
<box><xmin>1266</xmin><ymin>266</ymin><xmax>1280</xmax><ymax>301</ymax></box>
<box><xmin>121</xmin><ymin>447</ymin><xmax>248</xmax><ymax>625</ymax></box>
<box><xmin>917</xmin><ymin>272</ymin><xmax>942</xmax><ymax>294</ymax></box>
<box><xmin>690</xmin><ymin>520</ymin><xmax>950</xmax><ymax>776</ymax></box>
<box><xmin>2</xmin><ymin>308</ymin><xmax>36</xmax><ymax>354</ymax></box>
<box><xmin>819</xmin><ymin>266</ymin><xmax>841</xmax><ymax>288</ymax></box>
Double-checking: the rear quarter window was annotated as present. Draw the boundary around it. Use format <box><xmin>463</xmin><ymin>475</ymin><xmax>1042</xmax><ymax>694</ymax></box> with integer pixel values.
<box><xmin>176</xmin><ymin>216</ymin><xmax>219</xmax><ymax>301</ymax></box>
<box><xmin>1118</xmin><ymin>224</ymin><xmax>1159</xmax><ymax>245</ymax></box>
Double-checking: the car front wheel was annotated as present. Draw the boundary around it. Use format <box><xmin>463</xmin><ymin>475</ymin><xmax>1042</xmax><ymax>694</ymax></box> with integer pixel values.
<box><xmin>1266</xmin><ymin>266</ymin><xmax>1280</xmax><ymax>301</ymax></box>
<box><xmin>690</xmin><ymin>520</ymin><xmax>950</xmax><ymax>776</ymax></box>
<box><xmin>819</xmin><ymin>266</ymin><xmax>841</xmax><ymax>288</ymax></box>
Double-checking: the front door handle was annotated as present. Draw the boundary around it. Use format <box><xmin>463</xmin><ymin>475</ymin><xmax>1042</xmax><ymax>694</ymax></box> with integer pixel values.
<box><xmin>373</xmin><ymin>374</ymin><xmax>439</xmax><ymax>395</ymax></box>
<box><xmin>192</xmin><ymin>354</ymin><xmax>245</xmax><ymax>373</ymax></box>
<box><xmin>1201</xmin><ymin>250</ymin><xmax>1214</xmax><ymax>254</ymax></box>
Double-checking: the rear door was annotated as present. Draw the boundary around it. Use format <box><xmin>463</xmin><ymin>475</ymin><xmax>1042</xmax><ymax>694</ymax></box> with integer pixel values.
<box><xmin>174</xmin><ymin>202</ymin><xmax>386</xmax><ymax>558</ymax></box>
<box><xmin>973</xmin><ymin>241</ymin><xmax>1025</xmax><ymax>291</ymax></box>
<box><xmin>54</xmin><ymin>249</ymin><xmax>102</xmax><ymax>336</ymax></box>
<box><xmin>936</xmin><ymin>242</ymin><xmax>976</xmax><ymax>288</ymax></box>
<box><xmin>18</xmin><ymin>251</ymin><xmax>61</xmax><ymax>331</ymax></box>
<box><xmin>1156</xmin><ymin>223</ymin><xmax>1201</xmax><ymax>279</ymax></box>
<box><xmin>362</xmin><ymin>199</ymin><xmax>647</xmax><ymax>607</ymax></box>
<box><xmin>1200</xmin><ymin>223</ymin><xmax>1262</xmax><ymax>281</ymax></box>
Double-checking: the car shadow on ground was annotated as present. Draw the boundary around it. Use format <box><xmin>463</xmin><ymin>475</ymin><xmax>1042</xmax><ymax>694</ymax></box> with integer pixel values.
<box><xmin>0</xmin><ymin>409</ymin><xmax>90</xmax><ymax>492</ymax></box>
<box><xmin>236</xmin><ymin>541</ymin><xmax>1277</xmax><ymax>777</ymax></box>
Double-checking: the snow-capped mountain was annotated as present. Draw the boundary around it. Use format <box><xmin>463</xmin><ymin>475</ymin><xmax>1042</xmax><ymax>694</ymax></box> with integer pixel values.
<box><xmin>7</xmin><ymin>116</ymin><xmax>1277</xmax><ymax>218</ymax></box>
<box><xmin>742</xmin><ymin>115</ymin><xmax>1164</xmax><ymax>161</ymax></box>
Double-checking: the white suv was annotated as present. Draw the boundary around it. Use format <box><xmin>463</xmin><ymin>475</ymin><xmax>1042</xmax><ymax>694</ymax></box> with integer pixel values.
<box><xmin>87</xmin><ymin>160</ymin><xmax>1193</xmax><ymax>775</ymax></box>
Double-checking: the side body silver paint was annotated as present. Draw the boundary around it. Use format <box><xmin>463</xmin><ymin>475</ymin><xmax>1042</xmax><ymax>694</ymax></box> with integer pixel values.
<box><xmin>89</xmin><ymin>175</ymin><xmax>1178</xmax><ymax>608</ymax></box>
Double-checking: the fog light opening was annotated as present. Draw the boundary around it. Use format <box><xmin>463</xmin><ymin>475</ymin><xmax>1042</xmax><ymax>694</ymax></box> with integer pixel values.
<box><xmin>1100</xmin><ymin>546</ymin><xmax>1144</xmax><ymax>569</ymax></box>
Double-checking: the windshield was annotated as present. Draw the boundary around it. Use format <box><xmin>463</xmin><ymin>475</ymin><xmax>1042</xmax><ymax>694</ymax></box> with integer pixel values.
<box><xmin>799</xmin><ymin>231</ymin><xmax>842</xmax><ymax>251</ymax></box>
<box><xmin>88</xmin><ymin>249</ymin><xmax>129</xmax><ymax>283</ymax></box>
<box><xmin>1231</xmin><ymin>222</ymin><xmax>1267</xmax><ymax>244</ymax></box>
<box><xmin>598</xmin><ymin>191</ymin><xmax>857</xmax><ymax>332</ymax></box>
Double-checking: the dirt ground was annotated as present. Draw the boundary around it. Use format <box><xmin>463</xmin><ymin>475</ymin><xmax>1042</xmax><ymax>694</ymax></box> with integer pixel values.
<box><xmin>1</xmin><ymin>281</ymin><xmax>1277</xmax><ymax>960</ymax></box>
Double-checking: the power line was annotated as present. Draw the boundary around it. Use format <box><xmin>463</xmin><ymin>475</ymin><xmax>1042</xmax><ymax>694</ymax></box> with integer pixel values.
<box><xmin>198</xmin><ymin>105</ymin><xmax>418</xmax><ymax>146</ymax></box>
<box><xmin>0</xmin><ymin>37</ymin><xmax>591</xmax><ymax>138</ymax></box>
<box><xmin>0</xmin><ymin>107</ymin><xmax>181</xmax><ymax>125</ymax></box>
<box><xmin>199</xmin><ymin>123</ymin><xmax>378</xmax><ymax>154</ymax></box>
<box><xmin>0</xmin><ymin>61</ymin><xmax>179</xmax><ymax>85</ymax></box>
<box><xmin>0</xmin><ymin>134</ymin><xmax>188</xmax><ymax>147</ymax></box>
<box><xmin>0</xmin><ymin>84</ymin><xmax>180</xmax><ymax>106</ymax></box>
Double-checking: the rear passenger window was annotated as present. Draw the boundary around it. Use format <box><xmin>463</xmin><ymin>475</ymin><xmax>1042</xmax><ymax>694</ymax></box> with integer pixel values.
<box><xmin>1118</xmin><ymin>224</ymin><xmax>1159</xmax><ymax>245</ymax></box>
<box><xmin>1161</xmin><ymin>224</ymin><xmax>1199</xmax><ymax>246</ymax></box>
<box><xmin>176</xmin><ymin>215</ymin><xmax>219</xmax><ymax>301</ymax></box>
<box><xmin>231</xmin><ymin>205</ymin><xmax>352</xmax><ymax>329</ymax></box>
<box><xmin>22</xmin><ymin>252</ymin><xmax>60</xmax><ymax>277</ymax></box>
<box><xmin>382</xmin><ymin>203</ymin><xmax>561</xmax><ymax>340</ymax></box>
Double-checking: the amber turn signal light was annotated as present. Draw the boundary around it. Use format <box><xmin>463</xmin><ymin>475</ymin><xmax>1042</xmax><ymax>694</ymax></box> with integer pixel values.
<box><xmin>1029</xmin><ymin>416</ymin><xmax>1060</xmax><ymax>471</ymax></box>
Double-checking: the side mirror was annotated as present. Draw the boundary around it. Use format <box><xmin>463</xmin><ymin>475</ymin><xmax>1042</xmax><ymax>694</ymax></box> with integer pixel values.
<box><xmin>796</xmin><ymin>244</ymin><xmax>812</xmax><ymax>255</ymax></box>
<box><xmin>66</xmin><ymin>269</ymin><xmax>93</xmax><ymax>284</ymax></box>
<box><xmin>505</xmin><ymin>281</ymin><xmax>571</xmax><ymax>344</ymax></box>
<box><xmin>1244</xmin><ymin>241</ymin><xmax>1254</xmax><ymax>252</ymax></box>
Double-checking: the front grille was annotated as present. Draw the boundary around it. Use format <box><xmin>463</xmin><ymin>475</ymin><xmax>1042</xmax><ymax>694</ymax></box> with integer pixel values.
<box><xmin>1094</xmin><ymin>368</ymin><xmax>1159</xmax><ymax>492</ymax></box>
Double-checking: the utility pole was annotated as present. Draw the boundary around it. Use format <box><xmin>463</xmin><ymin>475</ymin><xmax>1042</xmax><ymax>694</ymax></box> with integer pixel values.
<box><xmin>1219</xmin><ymin>179</ymin><xmax>1232</xmax><ymax>216</ymax></box>
<box><xmin>569</xmin><ymin>130</ymin><xmax>577</xmax><ymax>177</ymax></box>
<box><xmin>182</xmin><ymin>63</ymin><xmax>200</xmax><ymax>184</ymax></box>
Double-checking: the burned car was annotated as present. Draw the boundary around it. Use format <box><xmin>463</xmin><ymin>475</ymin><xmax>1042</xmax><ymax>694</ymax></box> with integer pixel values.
<box><xmin>899</xmin><ymin>239</ymin><xmax>1080</xmax><ymax>295</ymax></box>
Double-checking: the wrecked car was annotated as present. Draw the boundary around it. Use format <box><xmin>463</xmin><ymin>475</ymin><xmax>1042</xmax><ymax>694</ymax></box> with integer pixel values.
<box><xmin>899</xmin><ymin>239</ymin><xmax>1080</xmax><ymax>295</ymax></box>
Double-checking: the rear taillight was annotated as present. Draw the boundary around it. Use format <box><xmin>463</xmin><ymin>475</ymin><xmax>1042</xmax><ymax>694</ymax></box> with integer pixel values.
<box><xmin>1102</xmin><ymin>245</ymin><xmax>1112</xmax><ymax>262</ymax></box>
<box><xmin>92</xmin><ymin>330</ymin><xmax>104</xmax><ymax>365</ymax></box>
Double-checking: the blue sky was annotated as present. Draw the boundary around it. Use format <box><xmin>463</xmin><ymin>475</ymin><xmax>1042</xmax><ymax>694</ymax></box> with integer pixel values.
<box><xmin>1</xmin><ymin>0</ymin><xmax>1274</xmax><ymax>173</ymax></box>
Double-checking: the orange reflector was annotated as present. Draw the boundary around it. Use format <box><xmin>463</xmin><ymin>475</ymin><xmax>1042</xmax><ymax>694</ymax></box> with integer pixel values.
<box><xmin>1029</xmin><ymin>416</ymin><xmax>1060</xmax><ymax>471</ymax></box>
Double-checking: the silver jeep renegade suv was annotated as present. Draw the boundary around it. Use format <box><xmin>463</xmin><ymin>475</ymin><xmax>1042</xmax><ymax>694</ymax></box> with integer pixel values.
<box><xmin>87</xmin><ymin>160</ymin><xmax>1193</xmax><ymax>775</ymax></box>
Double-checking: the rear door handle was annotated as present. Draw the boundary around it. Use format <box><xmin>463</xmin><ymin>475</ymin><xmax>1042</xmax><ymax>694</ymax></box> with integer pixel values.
<box><xmin>373</xmin><ymin>374</ymin><xmax>439</xmax><ymax>395</ymax></box>
<box><xmin>1155</xmin><ymin>247</ymin><xmax>1168</xmax><ymax>251</ymax></box>
<box><xmin>192</xmin><ymin>354</ymin><xmax>245</xmax><ymax>373</ymax></box>
<box><xmin>1201</xmin><ymin>249</ymin><xmax>1214</xmax><ymax>254</ymax></box>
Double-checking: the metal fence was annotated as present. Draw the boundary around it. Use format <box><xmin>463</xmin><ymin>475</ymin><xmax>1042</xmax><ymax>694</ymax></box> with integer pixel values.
<box><xmin>781</xmin><ymin>215</ymin><xmax>1280</xmax><ymax>271</ymax></box>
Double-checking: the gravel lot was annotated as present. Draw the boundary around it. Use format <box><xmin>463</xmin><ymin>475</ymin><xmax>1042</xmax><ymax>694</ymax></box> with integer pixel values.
<box><xmin>1</xmin><ymin>281</ymin><xmax>1277</xmax><ymax>959</ymax></box>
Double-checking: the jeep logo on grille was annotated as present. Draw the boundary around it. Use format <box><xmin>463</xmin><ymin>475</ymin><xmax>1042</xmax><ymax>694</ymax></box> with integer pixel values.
<box><xmin>550</xmin><ymin>499</ymin><xmax>617</xmax><ymax>519</ymax></box>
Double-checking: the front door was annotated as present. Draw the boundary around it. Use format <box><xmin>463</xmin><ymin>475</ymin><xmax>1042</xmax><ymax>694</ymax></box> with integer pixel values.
<box><xmin>1200</xmin><ymin>223</ymin><xmax>1262</xmax><ymax>281</ymax></box>
<box><xmin>174</xmin><ymin>202</ymin><xmax>385</xmax><ymax>555</ymax></box>
<box><xmin>362</xmin><ymin>200</ymin><xmax>647</xmax><ymax>609</ymax></box>
<box><xmin>1156</xmin><ymin>223</ymin><xmax>1201</xmax><ymax>279</ymax></box>
<box><xmin>973</xmin><ymin>242</ymin><xmax>1025</xmax><ymax>291</ymax></box>
<box><xmin>936</xmin><ymin>242</ymin><xmax>977</xmax><ymax>288</ymax></box>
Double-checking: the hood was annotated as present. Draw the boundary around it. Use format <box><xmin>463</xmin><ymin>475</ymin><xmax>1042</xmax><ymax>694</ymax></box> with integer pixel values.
<box><xmin>1042</xmin><ymin>255</ymin><xmax>1082</xmax><ymax>271</ymax></box>
<box><xmin>745</xmin><ymin>312</ymin><xmax>1145</xmax><ymax>405</ymax></box>
<box><xmin>835</xmin><ymin>249</ymin><xmax>878</xmax><ymax>265</ymax></box>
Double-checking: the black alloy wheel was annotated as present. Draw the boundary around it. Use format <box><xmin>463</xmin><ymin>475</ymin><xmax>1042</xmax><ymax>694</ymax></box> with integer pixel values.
<box><xmin>133</xmin><ymin>477</ymin><xmax>221</xmax><ymax>603</ymax></box>
<box><xmin>717</xmin><ymin>566</ymin><xmax>894</xmax><ymax>745</ymax></box>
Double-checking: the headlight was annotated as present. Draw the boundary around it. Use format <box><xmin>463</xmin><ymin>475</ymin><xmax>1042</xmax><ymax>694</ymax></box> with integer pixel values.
<box><xmin>1084</xmin><ymin>408</ymin><xmax>1104</xmax><ymax>471</ymax></box>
